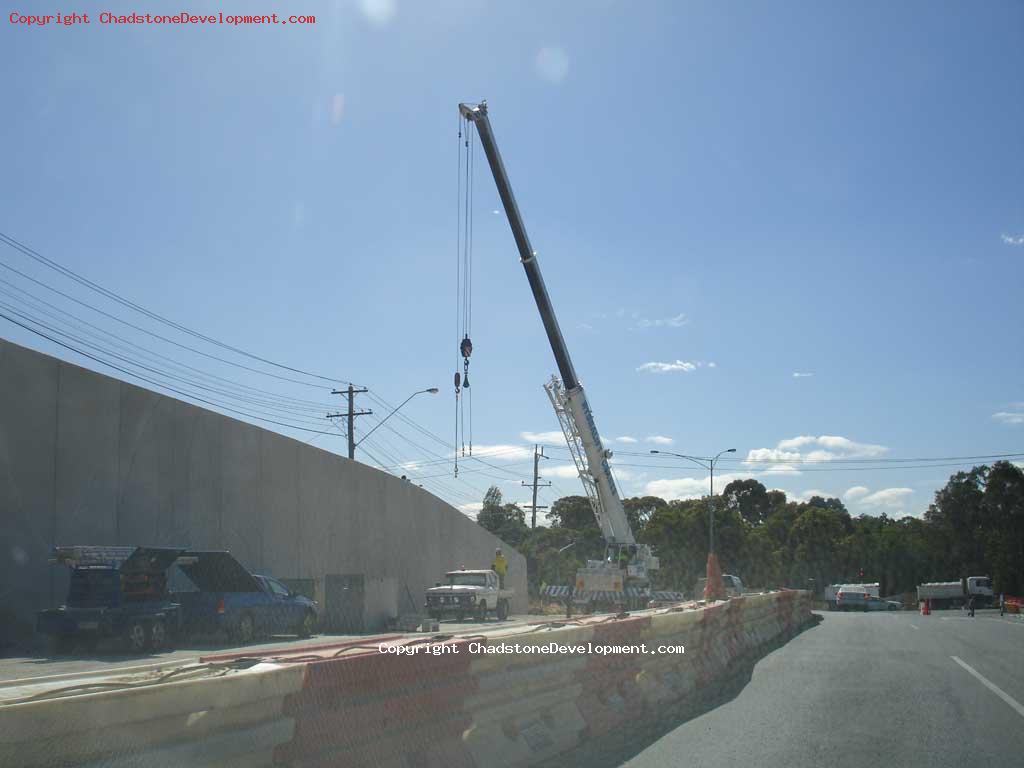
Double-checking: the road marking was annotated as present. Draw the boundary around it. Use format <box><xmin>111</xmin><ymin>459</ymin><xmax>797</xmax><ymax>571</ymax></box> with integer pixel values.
<box><xmin>908</xmin><ymin>623</ymin><xmax>919</xmax><ymax>630</ymax></box>
<box><xmin>951</xmin><ymin>656</ymin><xmax>1024</xmax><ymax>719</ymax></box>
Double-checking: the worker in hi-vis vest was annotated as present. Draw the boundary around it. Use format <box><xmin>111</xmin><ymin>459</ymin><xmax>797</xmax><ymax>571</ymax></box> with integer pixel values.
<box><xmin>492</xmin><ymin>548</ymin><xmax>508</xmax><ymax>589</ymax></box>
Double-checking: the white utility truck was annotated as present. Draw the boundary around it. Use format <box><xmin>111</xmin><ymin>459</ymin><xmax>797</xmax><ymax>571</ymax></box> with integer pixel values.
<box><xmin>425</xmin><ymin>569</ymin><xmax>514</xmax><ymax>622</ymax></box>
<box><xmin>917</xmin><ymin>577</ymin><xmax>993</xmax><ymax>609</ymax></box>
<box><xmin>460</xmin><ymin>101</ymin><xmax>682</xmax><ymax>613</ymax></box>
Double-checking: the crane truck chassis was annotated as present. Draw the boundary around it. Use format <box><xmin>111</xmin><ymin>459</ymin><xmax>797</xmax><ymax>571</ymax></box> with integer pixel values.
<box><xmin>460</xmin><ymin>101</ymin><xmax>683</xmax><ymax>613</ymax></box>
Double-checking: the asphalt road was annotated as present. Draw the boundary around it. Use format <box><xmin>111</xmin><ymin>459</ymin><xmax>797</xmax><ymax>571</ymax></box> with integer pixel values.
<box><xmin>0</xmin><ymin>615</ymin><xmax>530</xmax><ymax>683</ymax></box>
<box><xmin>621</xmin><ymin>608</ymin><xmax>1024</xmax><ymax>768</ymax></box>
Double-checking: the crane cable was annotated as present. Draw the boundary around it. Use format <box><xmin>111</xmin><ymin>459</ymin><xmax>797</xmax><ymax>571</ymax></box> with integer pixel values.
<box><xmin>454</xmin><ymin>112</ymin><xmax>475</xmax><ymax>475</ymax></box>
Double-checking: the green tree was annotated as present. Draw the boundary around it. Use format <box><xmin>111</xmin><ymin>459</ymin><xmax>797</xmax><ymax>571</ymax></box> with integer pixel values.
<box><xmin>623</xmin><ymin>495</ymin><xmax>667</xmax><ymax>535</ymax></box>
<box><xmin>548</xmin><ymin>495</ymin><xmax>599</xmax><ymax>532</ymax></box>
<box><xmin>476</xmin><ymin>485</ymin><xmax>528</xmax><ymax>547</ymax></box>
<box><xmin>722</xmin><ymin>479</ymin><xmax>773</xmax><ymax>526</ymax></box>
<box><xmin>981</xmin><ymin>461</ymin><xmax>1024</xmax><ymax>594</ymax></box>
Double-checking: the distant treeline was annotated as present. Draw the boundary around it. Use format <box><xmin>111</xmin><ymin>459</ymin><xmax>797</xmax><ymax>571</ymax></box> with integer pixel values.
<box><xmin>475</xmin><ymin>461</ymin><xmax>1024</xmax><ymax>598</ymax></box>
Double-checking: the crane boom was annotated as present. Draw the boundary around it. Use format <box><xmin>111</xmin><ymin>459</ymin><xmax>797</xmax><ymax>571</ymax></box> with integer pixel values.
<box><xmin>459</xmin><ymin>101</ymin><xmax>635</xmax><ymax>547</ymax></box>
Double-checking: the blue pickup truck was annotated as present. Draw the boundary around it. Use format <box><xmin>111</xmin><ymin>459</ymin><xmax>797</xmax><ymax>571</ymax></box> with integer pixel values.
<box><xmin>173</xmin><ymin>551</ymin><xmax>319</xmax><ymax>643</ymax></box>
<box><xmin>37</xmin><ymin>546</ymin><xmax>186</xmax><ymax>653</ymax></box>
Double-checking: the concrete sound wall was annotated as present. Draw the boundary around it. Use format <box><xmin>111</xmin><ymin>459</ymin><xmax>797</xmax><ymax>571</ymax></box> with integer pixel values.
<box><xmin>0</xmin><ymin>338</ymin><xmax>526</xmax><ymax>647</ymax></box>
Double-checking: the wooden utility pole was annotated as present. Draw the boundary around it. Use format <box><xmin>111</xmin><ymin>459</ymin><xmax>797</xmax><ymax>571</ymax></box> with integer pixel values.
<box><xmin>328</xmin><ymin>385</ymin><xmax>371</xmax><ymax>459</ymax></box>
<box><xmin>522</xmin><ymin>444</ymin><xmax>551</xmax><ymax>528</ymax></box>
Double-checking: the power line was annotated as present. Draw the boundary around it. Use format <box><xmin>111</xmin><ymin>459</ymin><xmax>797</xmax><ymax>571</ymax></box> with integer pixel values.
<box><xmin>0</xmin><ymin>276</ymin><xmax>336</xmax><ymax>411</ymax></box>
<box><xmin>0</xmin><ymin>231</ymin><xmax>357</xmax><ymax>386</ymax></box>
<box><xmin>0</xmin><ymin>310</ymin><xmax>341</xmax><ymax>437</ymax></box>
<box><xmin>0</xmin><ymin>300</ymin><xmax>333</xmax><ymax>428</ymax></box>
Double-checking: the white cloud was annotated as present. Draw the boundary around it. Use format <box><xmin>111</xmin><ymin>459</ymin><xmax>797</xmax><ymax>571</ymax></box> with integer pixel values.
<box><xmin>844</xmin><ymin>485</ymin><xmax>870</xmax><ymax>501</ymax></box>
<box><xmin>330</xmin><ymin>93</ymin><xmax>345</xmax><ymax>125</ymax></box>
<box><xmin>792</xmin><ymin>372</ymin><xmax>814</xmax><ymax>378</ymax></box>
<box><xmin>520</xmin><ymin>430</ymin><xmax>565</xmax><ymax>444</ymax></box>
<box><xmin>636</xmin><ymin>360</ymin><xmax>715</xmax><ymax>374</ymax></box>
<box><xmin>643</xmin><ymin>472</ymin><xmax>750</xmax><ymax>501</ymax></box>
<box><xmin>457</xmin><ymin>502</ymin><xmax>482</xmax><ymax>518</ymax></box>
<box><xmin>576</xmin><ymin>322</ymin><xmax>594</xmax><ymax>331</ymax></box>
<box><xmin>637</xmin><ymin>360</ymin><xmax>694</xmax><ymax>374</ymax></box>
<box><xmin>788</xmin><ymin>489</ymin><xmax>834</xmax><ymax>504</ymax></box>
<box><xmin>644</xmin><ymin>477</ymin><xmax>708</xmax><ymax>500</ymax></box>
<box><xmin>760</xmin><ymin>464</ymin><xmax>801</xmax><ymax>476</ymax></box>
<box><xmin>636</xmin><ymin>313</ymin><xmax>689</xmax><ymax>329</ymax></box>
<box><xmin>614</xmin><ymin>436</ymin><xmax>638</xmax><ymax>444</ymax></box>
<box><xmin>359</xmin><ymin>0</ymin><xmax>396</xmax><ymax>25</ymax></box>
<box><xmin>993</xmin><ymin>411</ymin><xmax>1024</xmax><ymax>425</ymax></box>
<box><xmin>535</xmin><ymin>47</ymin><xmax>570</xmax><ymax>83</ymax></box>
<box><xmin>465</xmin><ymin>444</ymin><xmax>534</xmax><ymax>462</ymax></box>
<box><xmin>646</xmin><ymin>435</ymin><xmax>674</xmax><ymax>446</ymax></box>
<box><xmin>748</xmin><ymin>435</ymin><xmax>888</xmax><ymax>466</ymax></box>
<box><xmin>1001</xmin><ymin>233</ymin><xmax>1024</xmax><ymax>246</ymax></box>
<box><xmin>859</xmin><ymin>487</ymin><xmax>914</xmax><ymax>510</ymax></box>
<box><xmin>746</xmin><ymin>448</ymin><xmax>803</xmax><ymax>464</ymax></box>
<box><xmin>545</xmin><ymin>464</ymin><xmax>582</xmax><ymax>479</ymax></box>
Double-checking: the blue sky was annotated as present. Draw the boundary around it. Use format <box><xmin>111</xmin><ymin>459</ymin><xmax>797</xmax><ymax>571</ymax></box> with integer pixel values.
<box><xmin>2</xmin><ymin>0</ymin><xmax>1022</xmax><ymax>520</ymax></box>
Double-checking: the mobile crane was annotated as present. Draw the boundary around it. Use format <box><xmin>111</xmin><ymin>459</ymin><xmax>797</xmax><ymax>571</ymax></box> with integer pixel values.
<box><xmin>459</xmin><ymin>101</ymin><xmax>678</xmax><ymax>611</ymax></box>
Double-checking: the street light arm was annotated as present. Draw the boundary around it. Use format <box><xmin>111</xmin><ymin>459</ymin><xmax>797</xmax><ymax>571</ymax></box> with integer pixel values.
<box><xmin>649</xmin><ymin>450</ymin><xmax>712</xmax><ymax>471</ymax></box>
<box><xmin>355</xmin><ymin>389</ymin><xmax>436</xmax><ymax>447</ymax></box>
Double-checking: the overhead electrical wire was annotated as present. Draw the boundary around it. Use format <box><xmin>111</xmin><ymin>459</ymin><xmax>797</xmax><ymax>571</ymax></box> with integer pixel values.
<box><xmin>0</xmin><ymin>284</ymin><xmax>334</xmax><ymax>416</ymax></box>
<box><xmin>0</xmin><ymin>253</ymin><xmax>348</xmax><ymax>392</ymax></box>
<box><xmin>0</xmin><ymin>310</ymin><xmax>342</xmax><ymax>437</ymax></box>
<box><xmin>0</xmin><ymin>300</ymin><xmax>335</xmax><ymax>429</ymax></box>
<box><xmin>0</xmin><ymin>231</ymin><xmax>356</xmax><ymax>386</ymax></box>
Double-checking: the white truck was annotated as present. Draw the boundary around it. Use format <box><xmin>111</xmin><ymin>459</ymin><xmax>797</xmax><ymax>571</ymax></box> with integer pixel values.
<box><xmin>425</xmin><ymin>569</ymin><xmax>513</xmax><ymax>622</ymax></box>
<box><xmin>917</xmin><ymin>577</ymin><xmax>993</xmax><ymax>609</ymax></box>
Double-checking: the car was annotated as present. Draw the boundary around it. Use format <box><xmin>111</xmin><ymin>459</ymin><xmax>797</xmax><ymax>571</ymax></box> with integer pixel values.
<box><xmin>835</xmin><ymin>586</ymin><xmax>873</xmax><ymax>611</ymax></box>
<box><xmin>36</xmin><ymin>545</ymin><xmax>185</xmax><ymax>654</ymax></box>
<box><xmin>172</xmin><ymin>551</ymin><xmax>319</xmax><ymax>643</ymax></box>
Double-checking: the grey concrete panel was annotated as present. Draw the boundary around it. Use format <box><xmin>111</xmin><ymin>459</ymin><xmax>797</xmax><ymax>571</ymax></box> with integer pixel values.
<box><xmin>0</xmin><ymin>342</ymin><xmax>60</xmax><ymax>643</ymax></box>
<box><xmin>219</xmin><ymin>418</ymin><xmax>262</xmax><ymax>571</ymax></box>
<box><xmin>53</xmin><ymin>363</ymin><xmax>119</xmax><ymax>546</ymax></box>
<box><xmin>116</xmin><ymin>384</ymin><xmax>163</xmax><ymax>546</ymax></box>
<box><xmin>0</xmin><ymin>338</ymin><xmax>531</xmax><ymax>647</ymax></box>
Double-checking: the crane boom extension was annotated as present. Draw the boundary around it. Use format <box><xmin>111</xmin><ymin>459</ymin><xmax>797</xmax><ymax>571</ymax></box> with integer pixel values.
<box><xmin>459</xmin><ymin>101</ymin><xmax>635</xmax><ymax>547</ymax></box>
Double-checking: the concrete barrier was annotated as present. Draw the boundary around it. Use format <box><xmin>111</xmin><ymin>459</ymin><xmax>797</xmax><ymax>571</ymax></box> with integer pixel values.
<box><xmin>0</xmin><ymin>591</ymin><xmax>813</xmax><ymax>768</ymax></box>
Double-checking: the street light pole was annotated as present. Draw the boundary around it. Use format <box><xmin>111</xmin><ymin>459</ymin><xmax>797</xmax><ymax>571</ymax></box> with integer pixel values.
<box><xmin>650</xmin><ymin>447</ymin><xmax>736</xmax><ymax>600</ymax></box>
<box><xmin>356</xmin><ymin>388</ymin><xmax>439</xmax><ymax>448</ymax></box>
<box><xmin>707</xmin><ymin>448</ymin><xmax>736</xmax><ymax>556</ymax></box>
<box><xmin>330</xmin><ymin>388</ymin><xmax>438</xmax><ymax>460</ymax></box>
